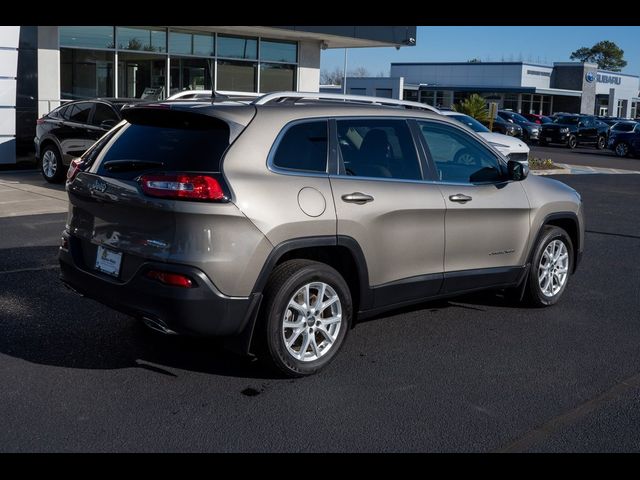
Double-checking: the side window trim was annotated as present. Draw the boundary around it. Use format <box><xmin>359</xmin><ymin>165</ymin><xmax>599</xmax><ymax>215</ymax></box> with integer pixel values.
<box><xmin>416</xmin><ymin>118</ymin><xmax>508</xmax><ymax>186</ymax></box>
<box><xmin>407</xmin><ymin>118</ymin><xmax>439</xmax><ymax>181</ymax></box>
<box><xmin>267</xmin><ymin>118</ymin><xmax>330</xmax><ymax>177</ymax></box>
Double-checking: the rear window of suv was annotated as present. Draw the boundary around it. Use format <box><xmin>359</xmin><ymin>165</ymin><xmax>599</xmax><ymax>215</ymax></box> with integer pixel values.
<box><xmin>92</xmin><ymin>111</ymin><xmax>230</xmax><ymax>179</ymax></box>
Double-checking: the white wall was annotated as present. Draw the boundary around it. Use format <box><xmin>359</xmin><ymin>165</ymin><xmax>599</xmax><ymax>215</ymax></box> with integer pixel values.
<box><xmin>0</xmin><ymin>26</ymin><xmax>19</xmax><ymax>164</ymax></box>
<box><xmin>37</xmin><ymin>26</ymin><xmax>60</xmax><ymax>117</ymax></box>
<box><xmin>297</xmin><ymin>40</ymin><xmax>321</xmax><ymax>92</ymax></box>
<box><xmin>520</xmin><ymin>64</ymin><xmax>552</xmax><ymax>88</ymax></box>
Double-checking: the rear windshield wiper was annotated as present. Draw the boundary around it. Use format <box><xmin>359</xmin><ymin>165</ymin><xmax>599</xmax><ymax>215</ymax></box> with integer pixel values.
<box><xmin>103</xmin><ymin>160</ymin><xmax>165</xmax><ymax>172</ymax></box>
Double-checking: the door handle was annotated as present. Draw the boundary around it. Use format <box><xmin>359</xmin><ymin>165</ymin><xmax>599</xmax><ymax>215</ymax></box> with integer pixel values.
<box><xmin>449</xmin><ymin>193</ymin><xmax>472</xmax><ymax>203</ymax></box>
<box><xmin>341</xmin><ymin>192</ymin><xmax>374</xmax><ymax>204</ymax></box>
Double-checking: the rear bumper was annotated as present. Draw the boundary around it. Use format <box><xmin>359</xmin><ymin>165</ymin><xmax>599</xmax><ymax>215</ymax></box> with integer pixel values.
<box><xmin>59</xmin><ymin>239</ymin><xmax>257</xmax><ymax>337</ymax></box>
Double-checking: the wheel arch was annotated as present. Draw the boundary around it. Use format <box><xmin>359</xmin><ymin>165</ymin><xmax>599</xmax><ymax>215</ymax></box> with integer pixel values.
<box><xmin>528</xmin><ymin>212</ymin><xmax>580</xmax><ymax>274</ymax></box>
<box><xmin>251</xmin><ymin>235</ymin><xmax>372</xmax><ymax>313</ymax></box>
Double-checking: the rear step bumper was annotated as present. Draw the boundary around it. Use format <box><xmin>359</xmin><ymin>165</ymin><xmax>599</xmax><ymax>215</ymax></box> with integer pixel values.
<box><xmin>59</xmin><ymin>246</ymin><xmax>254</xmax><ymax>337</ymax></box>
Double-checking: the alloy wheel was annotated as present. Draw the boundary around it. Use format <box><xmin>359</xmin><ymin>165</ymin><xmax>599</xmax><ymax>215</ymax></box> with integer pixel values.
<box><xmin>538</xmin><ymin>239</ymin><xmax>569</xmax><ymax>297</ymax></box>
<box><xmin>281</xmin><ymin>282</ymin><xmax>342</xmax><ymax>362</ymax></box>
<box><xmin>42</xmin><ymin>150</ymin><xmax>57</xmax><ymax>178</ymax></box>
<box><xmin>615</xmin><ymin>143</ymin><xmax>629</xmax><ymax>157</ymax></box>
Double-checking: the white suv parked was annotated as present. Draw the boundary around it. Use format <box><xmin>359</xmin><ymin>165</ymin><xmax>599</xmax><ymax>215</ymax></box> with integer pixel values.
<box><xmin>440</xmin><ymin>110</ymin><xmax>530</xmax><ymax>163</ymax></box>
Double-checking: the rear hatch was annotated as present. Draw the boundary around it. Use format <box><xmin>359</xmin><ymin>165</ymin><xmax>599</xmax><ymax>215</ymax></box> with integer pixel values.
<box><xmin>65</xmin><ymin>103</ymin><xmax>254</xmax><ymax>282</ymax></box>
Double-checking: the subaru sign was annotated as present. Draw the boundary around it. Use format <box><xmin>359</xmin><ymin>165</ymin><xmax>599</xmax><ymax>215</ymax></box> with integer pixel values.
<box><xmin>597</xmin><ymin>73</ymin><xmax>622</xmax><ymax>85</ymax></box>
<box><xmin>585</xmin><ymin>71</ymin><xmax>596</xmax><ymax>83</ymax></box>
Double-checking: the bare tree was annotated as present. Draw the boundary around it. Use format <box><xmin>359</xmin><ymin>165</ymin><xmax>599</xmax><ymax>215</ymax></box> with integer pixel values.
<box><xmin>349</xmin><ymin>66</ymin><xmax>370</xmax><ymax>77</ymax></box>
<box><xmin>320</xmin><ymin>66</ymin><xmax>344</xmax><ymax>85</ymax></box>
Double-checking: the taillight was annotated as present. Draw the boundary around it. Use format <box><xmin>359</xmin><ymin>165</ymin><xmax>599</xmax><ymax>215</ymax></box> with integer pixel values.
<box><xmin>36</xmin><ymin>118</ymin><xmax>46</xmax><ymax>125</ymax></box>
<box><xmin>67</xmin><ymin>158</ymin><xmax>84</xmax><ymax>181</ymax></box>
<box><xmin>138</xmin><ymin>173</ymin><xmax>228</xmax><ymax>202</ymax></box>
<box><xmin>145</xmin><ymin>270</ymin><xmax>193</xmax><ymax>288</ymax></box>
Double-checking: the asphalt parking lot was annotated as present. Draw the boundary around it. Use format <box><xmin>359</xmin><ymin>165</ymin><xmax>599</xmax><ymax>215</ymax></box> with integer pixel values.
<box><xmin>1</xmin><ymin>169</ymin><xmax>639</xmax><ymax>452</ymax></box>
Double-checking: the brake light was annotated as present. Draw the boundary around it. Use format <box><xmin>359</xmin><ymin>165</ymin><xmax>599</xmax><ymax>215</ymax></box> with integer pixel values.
<box><xmin>36</xmin><ymin>118</ymin><xmax>46</xmax><ymax>125</ymax></box>
<box><xmin>145</xmin><ymin>270</ymin><xmax>193</xmax><ymax>288</ymax></box>
<box><xmin>139</xmin><ymin>173</ymin><xmax>227</xmax><ymax>202</ymax></box>
<box><xmin>67</xmin><ymin>158</ymin><xmax>84</xmax><ymax>181</ymax></box>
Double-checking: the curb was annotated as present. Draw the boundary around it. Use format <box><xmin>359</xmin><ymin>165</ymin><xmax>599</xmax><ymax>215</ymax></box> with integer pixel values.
<box><xmin>531</xmin><ymin>168</ymin><xmax>571</xmax><ymax>176</ymax></box>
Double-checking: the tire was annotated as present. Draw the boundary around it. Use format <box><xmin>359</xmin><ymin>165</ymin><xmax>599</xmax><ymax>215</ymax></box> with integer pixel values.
<box><xmin>596</xmin><ymin>135</ymin><xmax>606</xmax><ymax>150</ymax></box>
<box><xmin>523</xmin><ymin>226</ymin><xmax>573</xmax><ymax>307</ymax></box>
<box><xmin>567</xmin><ymin>135</ymin><xmax>577</xmax><ymax>149</ymax></box>
<box><xmin>615</xmin><ymin>142</ymin><xmax>629</xmax><ymax>157</ymax></box>
<box><xmin>258</xmin><ymin>259</ymin><xmax>352</xmax><ymax>377</ymax></box>
<box><xmin>40</xmin><ymin>144</ymin><xmax>65</xmax><ymax>183</ymax></box>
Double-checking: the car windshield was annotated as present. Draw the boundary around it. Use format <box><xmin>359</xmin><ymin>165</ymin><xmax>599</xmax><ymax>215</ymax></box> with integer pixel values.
<box><xmin>554</xmin><ymin>116</ymin><xmax>579</xmax><ymax>125</ymax></box>
<box><xmin>502</xmin><ymin>111</ymin><xmax>529</xmax><ymax>123</ymax></box>
<box><xmin>449</xmin><ymin>114</ymin><xmax>490</xmax><ymax>133</ymax></box>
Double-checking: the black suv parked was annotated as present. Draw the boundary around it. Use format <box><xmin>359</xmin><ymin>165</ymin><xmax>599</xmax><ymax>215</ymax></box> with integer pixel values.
<box><xmin>35</xmin><ymin>98</ymin><xmax>142</xmax><ymax>182</ymax></box>
<box><xmin>540</xmin><ymin>114</ymin><xmax>609</xmax><ymax>149</ymax></box>
<box><xmin>607</xmin><ymin>121</ymin><xmax>640</xmax><ymax>157</ymax></box>
<box><xmin>497</xmin><ymin>110</ymin><xmax>541</xmax><ymax>143</ymax></box>
<box><xmin>487</xmin><ymin>115</ymin><xmax>523</xmax><ymax>137</ymax></box>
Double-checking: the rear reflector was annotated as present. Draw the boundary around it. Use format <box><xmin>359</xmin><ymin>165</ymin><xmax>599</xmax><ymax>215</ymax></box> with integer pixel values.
<box><xmin>139</xmin><ymin>173</ymin><xmax>227</xmax><ymax>202</ymax></box>
<box><xmin>145</xmin><ymin>270</ymin><xmax>193</xmax><ymax>288</ymax></box>
<box><xmin>67</xmin><ymin>158</ymin><xmax>84</xmax><ymax>181</ymax></box>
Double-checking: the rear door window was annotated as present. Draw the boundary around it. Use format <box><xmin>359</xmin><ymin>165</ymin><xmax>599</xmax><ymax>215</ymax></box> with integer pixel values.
<box><xmin>336</xmin><ymin>118</ymin><xmax>422</xmax><ymax>181</ymax></box>
<box><xmin>67</xmin><ymin>102</ymin><xmax>93</xmax><ymax>124</ymax></box>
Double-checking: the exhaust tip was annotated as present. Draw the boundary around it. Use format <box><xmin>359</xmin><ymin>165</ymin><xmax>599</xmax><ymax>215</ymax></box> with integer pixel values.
<box><xmin>142</xmin><ymin>316</ymin><xmax>178</xmax><ymax>335</ymax></box>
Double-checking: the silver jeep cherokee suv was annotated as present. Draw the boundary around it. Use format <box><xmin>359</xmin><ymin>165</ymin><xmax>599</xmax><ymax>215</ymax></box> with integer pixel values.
<box><xmin>59</xmin><ymin>92</ymin><xmax>584</xmax><ymax>377</ymax></box>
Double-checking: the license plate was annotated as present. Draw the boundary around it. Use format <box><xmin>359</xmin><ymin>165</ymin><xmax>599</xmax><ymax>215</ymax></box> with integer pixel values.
<box><xmin>95</xmin><ymin>245</ymin><xmax>122</xmax><ymax>277</ymax></box>
<box><xmin>546</xmin><ymin>137</ymin><xmax>552</xmax><ymax>142</ymax></box>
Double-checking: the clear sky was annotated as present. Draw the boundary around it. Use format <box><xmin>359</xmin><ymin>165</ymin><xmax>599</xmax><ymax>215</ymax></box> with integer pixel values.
<box><xmin>320</xmin><ymin>26</ymin><xmax>640</xmax><ymax>77</ymax></box>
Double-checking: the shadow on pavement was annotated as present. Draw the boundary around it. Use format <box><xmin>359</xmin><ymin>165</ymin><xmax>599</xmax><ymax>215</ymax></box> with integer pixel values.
<box><xmin>0</xmin><ymin>245</ymin><xmax>275</xmax><ymax>380</ymax></box>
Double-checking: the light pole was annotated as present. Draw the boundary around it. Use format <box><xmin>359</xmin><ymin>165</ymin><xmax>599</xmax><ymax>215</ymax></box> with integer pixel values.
<box><xmin>343</xmin><ymin>48</ymin><xmax>348</xmax><ymax>95</ymax></box>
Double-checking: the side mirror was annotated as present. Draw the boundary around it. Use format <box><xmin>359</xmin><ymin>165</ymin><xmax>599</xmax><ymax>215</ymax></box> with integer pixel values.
<box><xmin>100</xmin><ymin>119</ymin><xmax>116</xmax><ymax>129</ymax></box>
<box><xmin>507</xmin><ymin>159</ymin><xmax>529</xmax><ymax>181</ymax></box>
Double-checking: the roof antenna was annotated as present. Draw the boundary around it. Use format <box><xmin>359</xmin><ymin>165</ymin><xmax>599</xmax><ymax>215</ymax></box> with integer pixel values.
<box><xmin>211</xmin><ymin>91</ymin><xmax>229</xmax><ymax>104</ymax></box>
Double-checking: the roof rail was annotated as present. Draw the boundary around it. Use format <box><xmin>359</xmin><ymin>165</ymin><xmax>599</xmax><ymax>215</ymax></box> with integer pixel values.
<box><xmin>253</xmin><ymin>91</ymin><xmax>440</xmax><ymax>113</ymax></box>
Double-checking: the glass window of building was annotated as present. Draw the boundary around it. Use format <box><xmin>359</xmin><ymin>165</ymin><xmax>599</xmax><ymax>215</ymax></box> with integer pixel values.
<box><xmin>169</xmin><ymin>30</ymin><xmax>214</xmax><ymax>57</ymax></box>
<box><xmin>60</xmin><ymin>26</ymin><xmax>115</xmax><ymax>49</ymax></box>
<box><xmin>260</xmin><ymin>63</ymin><xmax>295</xmax><ymax>92</ymax></box>
<box><xmin>169</xmin><ymin>58</ymin><xmax>213</xmax><ymax>96</ymax></box>
<box><xmin>118</xmin><ymin>52</ymin><xmax>167</xmax><ymax>99</ymax></box>
<box><xmin>503</xmin><ymin>93</ymin><xmax>519</xmax><ymax>111</ymax></box>
<box><xmin>61</xmin><ymin>48</ymin><xmax>114</xmax><ymax>99</ymax></box>
<box><xmin>260</xmin><ymin>39</ymin><xmax>297</xmax><ymax>63</ymax></box>
<box><xmin>218</xmin><ymin>35</ymin><xmax>257</xmax><ymax>60</ymax></box>
<box><xmin>217</xmin><ymin>60</ymin><xmax>257</xmax><ymax>92</ymax></box>
<box><xmin>117</xmin><ymin>27</ymin><xmax>166</xmax><ymax>53</ymax></box>
<box><xmin>404</xmin><ymin>90</ymin><xmax>419</xmax><ymax>102</ymax></box>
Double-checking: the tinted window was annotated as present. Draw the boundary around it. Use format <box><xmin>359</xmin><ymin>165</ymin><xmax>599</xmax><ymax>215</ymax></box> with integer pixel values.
<box><xmin>418</xmin><ymin>121</ymin><xmax>504</xmax><ymax>184</ymax></box>
<box><xmin>260</xmin><ymin>39</ymin><xmax>297</xmax><ymax>63</ymax></box>
<box><xmin>94</xmin><ymin>118</ymin><xmax>229</xmax><ymax>179</ymax></box>
<box><xmin>612</xmin><ymin>122</ymin><xmax>637</xmax><ymax>132</ymax></box>
<box><xmin>50</xmin><ymin>105</ymin><xmax>70</xmax><ymax>120</ymax></box>
<box><xmin>272</xmin><ymin>121</ymin><xmax>327</xmax><ymax>173</ymax></box>
<box><xmin>337</xmin><ymin>119</ymin><xmax>421</xmax><ymax>181</ymax></box>
<box><xmin>217</xmin><ymin>35</ymin><xmax>257</xmax><ymax>60</ymax></box>
<box><xmin>68</xmin><ymin>102</ymin><xmax>93</xmax><ymax>123</ymax></box>
<box><xmin>92</xmin><ymin>103</ymin><xmax>119</xmax><ymax>126</ymax></box>
<box><xmin>554</xmin><ymin>116</ymin><xmax>579</xmax><ymax>125</ymax></box>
